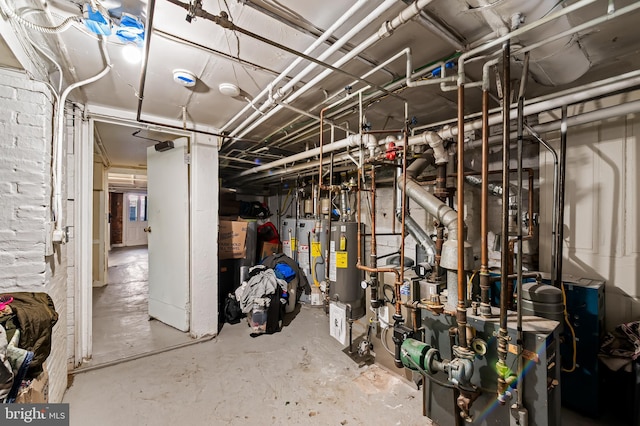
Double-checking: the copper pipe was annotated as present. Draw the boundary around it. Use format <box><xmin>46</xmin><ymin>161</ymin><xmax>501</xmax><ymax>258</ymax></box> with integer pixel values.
<box><xmin>370</xmin><ymin>167</ymin><xmax>377</xmax><ymax>250</ymax></box>
<box><xmin>489</xmin><ymin>272</ymin><xmax>540</xmax><ymax>283</ymax></box>
<box><xmin>480</xmin><ymin>88</ymin><xmax>491</xmax><ymax>314</ymax></box>
<box><xmin>356</xmin><ymin>162</ymin><xmax>400</xmax><ymax>300</ymax></box>
<box><xmin>356</xmin><ymin>160</ymin><xmax>401</xmax><ymax>299</ymax></box>
<box><xmin>396</xmin><ymin>128</ymin><xmax>408</xmax><ymax>320</ymax></box>
<box><xmin>369</xmin><ymin>166</ymin><xmax>379</xmax><ymax>307</ymax></box>
<box><xmin>403</xmin><ymin>300</ymin><xmax>456</xmax><ymax>317</ymax></box>
<box><xmin>411</xmin><ymin>308</ymin><xmax>418</xmax><ymax>331</ymax></box>
<box><xmin>456</xmin><ymin>82</ymin><xmax>468</xmax><ymax>348</ymax></box>
<box><xmin>357</xmin><ymin>166</ymin><xmax>362</xmax><ymax>263</ymax></box>
<box><xmin>497</xmin><ymin>39</ymin><xmax>511</xmax><ymax>402</ymax></box>
<box><xmin>434</xmin><ymin>225</ymin><xmax>444</xmax><ymax>278</ymax></box>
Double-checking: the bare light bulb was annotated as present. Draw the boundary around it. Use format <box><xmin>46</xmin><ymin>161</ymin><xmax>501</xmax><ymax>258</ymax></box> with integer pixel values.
<box><xmin>122</xmin><ymin>44</ymin><xmax>142</xmax><ymax>64</ymax></box>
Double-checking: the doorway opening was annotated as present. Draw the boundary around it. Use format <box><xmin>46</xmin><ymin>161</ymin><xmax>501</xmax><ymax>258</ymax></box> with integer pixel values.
<box><xmin>86</xmin><ymin>120</ymin><xmax>193</xmax><ymax>367</ymax></box>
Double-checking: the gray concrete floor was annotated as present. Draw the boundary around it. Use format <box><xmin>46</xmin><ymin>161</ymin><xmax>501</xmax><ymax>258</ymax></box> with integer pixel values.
<box><xmin>65</xmin><ymin>305</ymin><xmax>427</xmax><ymax>425</ymax></box>
<box><xmin>68</xmin><ymin>246</ymin><xmax>619</xmax><ymax>425</ymax></box>
<box><xmin>88</xmin><ymin>246</ymin><xmax>193</xmax><ymax>366</ymax></box>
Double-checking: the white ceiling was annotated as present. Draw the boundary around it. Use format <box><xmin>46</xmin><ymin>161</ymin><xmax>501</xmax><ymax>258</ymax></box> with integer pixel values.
<box><xmin>2</xmin><ymin>0</ymin><xmax>640</xmax><ymax>188</ymax></box>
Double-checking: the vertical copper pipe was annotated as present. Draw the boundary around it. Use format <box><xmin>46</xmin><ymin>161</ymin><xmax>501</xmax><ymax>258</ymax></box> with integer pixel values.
<box><xmin>497</xmin><ymin>39</ymin><xmax>511</xmax><ymax>402</ymax></box>
<box><xmin>357</xmin><ymin>166</ymin><xmax>362</xmax><ymax>266</ymax></box>
<box><xmin>528</xmin><ymin>169</ymin><xmax>534</xmax><ymax>238</ymax></box>
<box><xmin>396</xmin><ymin>129</ymin><xmax>408</xmax><ymax>320</ymax></box>
<box><xmin>480</xmin><ymin>88</ymin><xmax>491</xmax><ymax>314</ymax></box>
<box><xmin>499</xmin><ymin>41</ymin><xmax>511</xmax><ymax>331</ymax></box>
<box><xmin>456</xmin><ymin>83</ymin><xmax>468</xmax><ymax>348</ymax></box>
<box><xmin>356</xmin><ymin>161</ymin><xmax>400</xmax><ymax>297</ymax></box>
<box><xmin>370</xmin><ymin>166</ymin><xmax>379</xmax><ymax>307</ymax></box>
<box><xmin>435</xmin><ymin>226</ymin><xmax>444</xmax><ymax>278</ymax></box>
<box><xmin>370</xmin><ymin>167</ymin><xmax>377</xmax><ymax>252</ymax></box>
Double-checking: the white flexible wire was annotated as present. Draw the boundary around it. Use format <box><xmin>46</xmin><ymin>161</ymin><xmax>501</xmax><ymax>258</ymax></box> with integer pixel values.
<box><xmin>0</xmin><ymin>0</ymin><xmax>80</xmax><ymax>34</ymax></box>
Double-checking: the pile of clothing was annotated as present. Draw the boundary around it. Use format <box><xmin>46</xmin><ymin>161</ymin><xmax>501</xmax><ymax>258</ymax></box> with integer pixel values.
<box><xmin>0</xmin><ymin>293</ymin><xmax>58</xmax><ymax>402</ymax></box>
<box><xmin>223</xmin><ymin>253</ymin><xmax>312</xmax><ymax>335</ymax></box>
<box><xmin>235</xmin><ymin>265</ymin><xmax>287</xmax><ymax>334</ymax></box>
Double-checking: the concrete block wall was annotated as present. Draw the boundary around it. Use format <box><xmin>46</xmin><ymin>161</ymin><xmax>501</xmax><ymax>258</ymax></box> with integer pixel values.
<box><xmin>0</xmin><ymin>68</ymin><xmax>68</xmax><ymax>402</ymax></box>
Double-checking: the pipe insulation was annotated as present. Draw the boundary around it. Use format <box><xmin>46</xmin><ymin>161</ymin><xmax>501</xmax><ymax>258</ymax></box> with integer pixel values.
<box><xmin>220</xmin><ymin>0</ymin><xmax>397</xmax><ymax>141</ymax></box>
<box><xmin>237</xmin><ymin>72</ymin><xmax>640</xmax><ymax>180</ymax></box>
<box><xmin>238</xmin><ymin>133</ymin><xmax>375</xmax><ymax>176</ymax></box>
<box><xmin>229</xmin><ymin>0</ymin><xmax>437</xmax><ymax>141</ymax></box>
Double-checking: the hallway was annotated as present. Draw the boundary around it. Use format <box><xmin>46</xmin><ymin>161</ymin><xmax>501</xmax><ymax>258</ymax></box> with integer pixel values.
<box><xmin>88</xmin><ymin>246</ymin><xmax>193</xmax><ymax>366</ymax></box>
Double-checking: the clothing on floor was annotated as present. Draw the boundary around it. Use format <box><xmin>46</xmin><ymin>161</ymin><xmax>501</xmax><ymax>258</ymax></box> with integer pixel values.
<box><xmin>238</xmin><ymin>265</ymin><xmax>287</xmax><ymax>314</ymax></box>
<box><xmin>261</xmin><ymin>253</ymin><xmax>311</xmax><ymax>296</ymax></box>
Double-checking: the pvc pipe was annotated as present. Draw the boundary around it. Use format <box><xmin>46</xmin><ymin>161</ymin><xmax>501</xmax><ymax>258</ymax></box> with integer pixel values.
<box><xmin>221</xmin><ymin>0</ymin><xmax>393</xmax><ymax>140</ymax></box>
<box><xmin>53</xmin><ymin>38</ymin><xmax>112</xmax><ymax>242</ymax></box>
<box><xmin>438</xmin><ymin>71</ymin><xmax>640</xmax><ymax>140</ymax></box>
<box><xmin>237</xmin><ymin>134</ymin><xmax>375</xmax><ymax>177</ymax></box>
<box><xmin>238</xmin><ymin>81</ymin><xmax>640</xmax><ymax>182</ymax></box>
<box><xmin>231</xmin><ymin>0</ymin><xmax>436</xmax><ymax>140</ymax></box>
<box><xmin>414</xmin><ymin>68</ymin><xmax>640</xmax><ymax>134</ymax></box>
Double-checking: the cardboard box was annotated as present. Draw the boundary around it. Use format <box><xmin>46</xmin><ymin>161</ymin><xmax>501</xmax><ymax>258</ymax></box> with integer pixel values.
<box><xmin>15</xmin><ymin>367</ymin><xmax>48</xmax><ymax>403</ymax></box>
<box><xmin>219</xmin><ymin>221</ymin><xmax>247</xmax><ymax>259</ymax></box>
<box><xmin>258</xmin><ymin>241</ymin><xmax>280</xmax><ymax>262</ymax></box>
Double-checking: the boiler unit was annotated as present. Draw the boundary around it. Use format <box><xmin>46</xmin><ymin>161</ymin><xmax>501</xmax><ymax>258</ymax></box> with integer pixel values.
<box><xmin>419</xmin><ymin>309</ymin><xmax>561</xmax><ymax>426</ymax></box>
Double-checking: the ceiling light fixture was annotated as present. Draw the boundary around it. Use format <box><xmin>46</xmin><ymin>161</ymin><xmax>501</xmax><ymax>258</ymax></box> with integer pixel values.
<box><xmin>122</xmin><ymin>43</ymin><xmax>142</xmax><ymax>64</ymax></box>
<box><xmin>218</xmin><ymin>82</ymin><xmax>240</xmax><ymax>97</ymax></box>
<box><xmin>173</xmin><ymin>69</ymin><xmax>197</xmax><ymax>87</ymax></box>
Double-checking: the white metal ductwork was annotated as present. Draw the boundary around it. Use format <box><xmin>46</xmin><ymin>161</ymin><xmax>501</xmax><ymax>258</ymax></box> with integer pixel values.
<box><xmin>468</xmin><ymin>0</ymin><xmax>591</xmax><ymax>86</ymax></box>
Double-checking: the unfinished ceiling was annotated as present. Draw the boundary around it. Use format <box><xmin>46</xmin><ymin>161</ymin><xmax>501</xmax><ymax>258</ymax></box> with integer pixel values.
<box><xmin>1</xmin><ymin>0</ymin><xmax>639</xmax><ymax>187</ymax></box>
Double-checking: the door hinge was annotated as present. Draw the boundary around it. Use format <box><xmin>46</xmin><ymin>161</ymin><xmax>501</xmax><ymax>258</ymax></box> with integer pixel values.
<box><xmin>184</xmin><ymin>153</ymin><xmax>191</xmax><ymax>164</ymax></box>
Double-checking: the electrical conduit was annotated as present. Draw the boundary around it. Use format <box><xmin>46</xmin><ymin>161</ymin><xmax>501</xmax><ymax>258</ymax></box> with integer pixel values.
<box><xmin>53</xmin><ymin>37</ymin><xmax>112</xmax><ymax>242</ymax></box>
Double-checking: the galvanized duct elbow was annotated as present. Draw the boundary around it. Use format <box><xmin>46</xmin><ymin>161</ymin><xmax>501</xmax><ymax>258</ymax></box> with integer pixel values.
<box><xmin>399</xmin><ymin>158</ymin><xmax>473</xmax><ymax>270</ymax></box>
<box><xmin>465</xmin><ymin>175</ymin><xmax>516</xmax><ymax>198</ymax></box>
<box><xmin>397</xmin><ymin>212</ymin><xmax>436</xmax><ymax>266</ymax></box>
<box><xmin>401</xmin><ymin>176</ymin><xmax>459</xmax><ymax>242</ymax></box>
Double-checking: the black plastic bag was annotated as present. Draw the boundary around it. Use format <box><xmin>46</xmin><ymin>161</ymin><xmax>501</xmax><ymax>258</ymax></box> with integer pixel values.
<box><xmin>224</xmin><ymin>293</ymin><xmax>243</xmax><ymax>324</ymax></box>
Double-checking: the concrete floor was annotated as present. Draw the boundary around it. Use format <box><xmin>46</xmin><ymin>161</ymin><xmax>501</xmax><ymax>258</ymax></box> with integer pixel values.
<box><xmin>65</xmin><ymin>305</ymin><xmax>427</xmax><ymax>425</ymax></box>
<box><xmin>88</xmin><ymin>246</ymin><xmax>193</xmax><ymax>366</ymax></box>
<box><xmin>67</xmin><ymin>246</ymin><xmax>619</xmax><ymax>425</ymax></box>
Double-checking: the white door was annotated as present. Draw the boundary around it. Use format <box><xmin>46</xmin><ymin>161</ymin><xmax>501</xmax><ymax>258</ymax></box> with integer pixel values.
<box><xmin>123</xmin><ymin>192</ymin><xmax>148</xmax><ymax>246</ymax></box>
<box><xmin>147</xmin><ymin>138</ymin><xmax>190</xmax><ymax>332</ymax></box>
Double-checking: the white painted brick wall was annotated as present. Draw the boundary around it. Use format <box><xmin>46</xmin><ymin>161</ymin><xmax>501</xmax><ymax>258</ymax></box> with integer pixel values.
<box><xmin>0</xmin><ymin>69</ymin><xmax>68</xmax><ymax>403</ymax></box>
